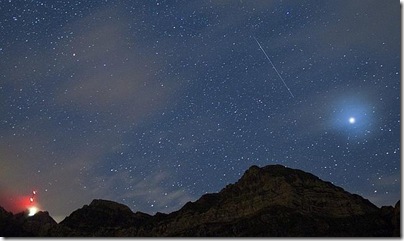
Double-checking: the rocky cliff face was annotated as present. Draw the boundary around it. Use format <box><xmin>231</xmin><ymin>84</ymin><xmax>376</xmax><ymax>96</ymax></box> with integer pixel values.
<box><xmin>0</xmin><ymin>165</ymin><xmax>400</xmax><ymax>237</ymax></box>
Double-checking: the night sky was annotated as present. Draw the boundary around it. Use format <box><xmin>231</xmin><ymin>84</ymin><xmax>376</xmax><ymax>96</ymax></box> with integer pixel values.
<box><xmin>0</xmin><ymin>0</ymin><xmax>400</xmax><ymax>222</ymax></box>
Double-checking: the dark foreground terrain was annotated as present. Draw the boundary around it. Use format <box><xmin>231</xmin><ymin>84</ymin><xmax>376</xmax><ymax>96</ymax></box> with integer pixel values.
<box><xmin>0</xmin><ymin>165</ymin><xmax>400</xmax><ymax>237</ymax></box>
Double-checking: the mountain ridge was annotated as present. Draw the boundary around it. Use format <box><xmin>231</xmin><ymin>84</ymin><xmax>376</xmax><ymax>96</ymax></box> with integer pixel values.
<box><xmin>0</xmin><ymin>164</ymin><xmax>400</xmax><ymax>237</ymax></box>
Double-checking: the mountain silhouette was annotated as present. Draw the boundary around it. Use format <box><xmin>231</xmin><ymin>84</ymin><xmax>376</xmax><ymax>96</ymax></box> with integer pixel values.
<box><xmin>0</xmin><ymin>164</ymin><xmax>400</xmax><ymax>237</ymax></box>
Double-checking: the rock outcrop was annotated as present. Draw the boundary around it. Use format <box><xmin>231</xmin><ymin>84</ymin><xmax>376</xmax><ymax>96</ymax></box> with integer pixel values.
<box><xmin>55</xmin><ymin>199</ymin><xmax>152</xmax><ymax>236</ymax></box>
<box><xmin>0</xmin><ymin>164</ymin><xmax>400</xmax><ymax>237</ymax></box>
<box><xmin>0</xmin><ymin>209</ymin><xmax>57</xmax><ymax>237</ymax></box>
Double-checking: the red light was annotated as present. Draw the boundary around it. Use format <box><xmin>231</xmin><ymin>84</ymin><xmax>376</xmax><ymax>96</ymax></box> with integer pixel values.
<box><xmin>0</xmin><ymin>189</ymin><xmax>41</xmax><ymax>214</ymax></box>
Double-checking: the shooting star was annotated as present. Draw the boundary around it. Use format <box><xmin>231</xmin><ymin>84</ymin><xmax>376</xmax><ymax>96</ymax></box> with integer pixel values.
<box><xmin>253</xmin><ymin>36</ymin><xmax>294</xmax><ymax>98</ymax></box>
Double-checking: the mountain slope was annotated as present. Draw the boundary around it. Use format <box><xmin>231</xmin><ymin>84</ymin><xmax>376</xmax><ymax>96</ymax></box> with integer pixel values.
<box><xmin>0</xmin><ymin>164</ymin><xmax>400</xmax><ymax>237</ymax></box>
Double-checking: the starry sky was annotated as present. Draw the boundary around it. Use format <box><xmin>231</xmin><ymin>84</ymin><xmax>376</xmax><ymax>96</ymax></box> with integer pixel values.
<box><xmin>0</xmin><ymin>0</ymin><xmax>400</xmax><ymax>222</ymax></box>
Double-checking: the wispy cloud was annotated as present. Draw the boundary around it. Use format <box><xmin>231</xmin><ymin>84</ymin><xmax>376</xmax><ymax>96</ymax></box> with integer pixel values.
<box><xmin>53</xmin><ymin>6</ymin><xmax>182</xmax><ymax>126</ymax></box>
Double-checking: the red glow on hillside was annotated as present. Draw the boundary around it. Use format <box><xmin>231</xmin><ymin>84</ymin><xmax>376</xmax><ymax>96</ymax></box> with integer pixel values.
<box><xmin>0</xmin><ymin>189</ymin><xmax>39</xmax><ymax>214</ymax></box>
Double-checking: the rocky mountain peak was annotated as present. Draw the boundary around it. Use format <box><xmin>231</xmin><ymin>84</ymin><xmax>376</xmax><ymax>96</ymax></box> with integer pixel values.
<box><xmin>226</xmin><ymin>165</ymin><xmax>378</xmax><ymax>218</ymax></box>
<box><xmin>29</xmin><ymin>211</ymin><xmax>57</xmax><ymax>225</ymax></box>
<box><xmin>88</xmin><ymin>199</ymin><xmax>133</xmax><ymax>213</ymax></box>
<box><xmin>59</xmin><ymin>199</ymin><xmax>136</xmax><ymax>231</ymax></box>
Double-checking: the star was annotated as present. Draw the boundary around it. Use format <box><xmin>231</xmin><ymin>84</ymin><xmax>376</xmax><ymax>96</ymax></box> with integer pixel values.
<box><xmin>349</xmin><ymin>117</ymin><xmax>356</xmax><ymax>124</ymax></box>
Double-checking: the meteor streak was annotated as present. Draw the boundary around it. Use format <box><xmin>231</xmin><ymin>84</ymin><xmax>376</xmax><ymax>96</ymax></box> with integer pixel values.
<box><xmin>253</xmin><ymin>36</ymin><xmax>294</xmax><ymax>98</ymax></box>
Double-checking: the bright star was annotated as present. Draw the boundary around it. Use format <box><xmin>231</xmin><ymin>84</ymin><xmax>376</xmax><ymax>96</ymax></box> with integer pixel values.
<box><xmin>349</xmin><ymin>117</ymin><xmax>356</xmax><ymax>124</ymax></box>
